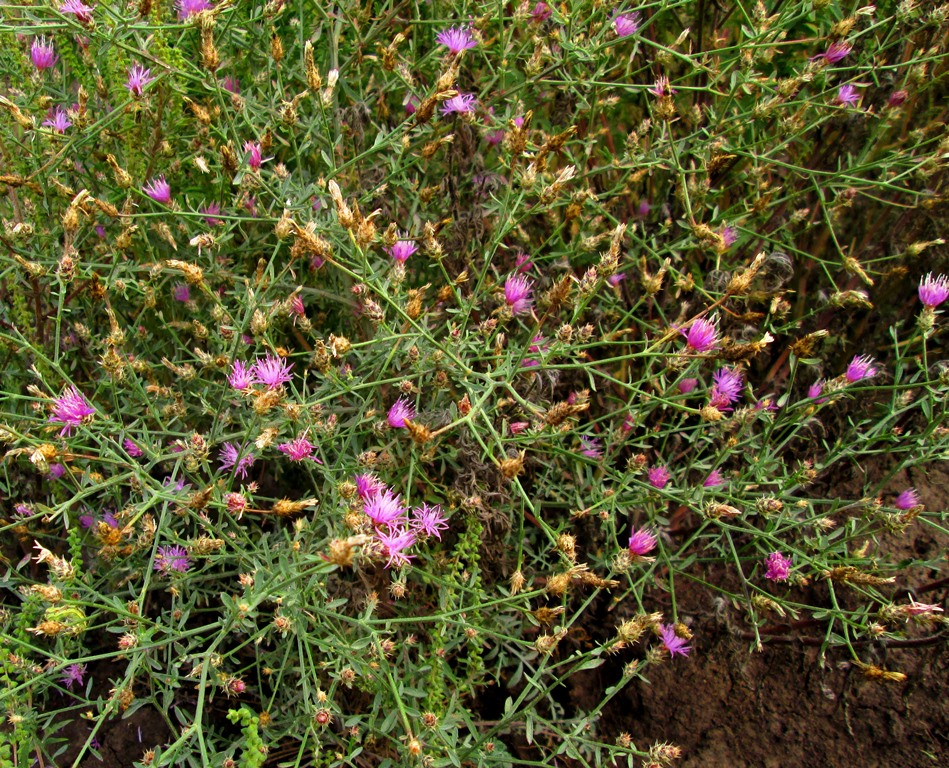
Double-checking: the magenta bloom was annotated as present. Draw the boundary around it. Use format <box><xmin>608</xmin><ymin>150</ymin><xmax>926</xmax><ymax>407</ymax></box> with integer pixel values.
<box><xmin>228</xmin><ymin>360</ymin><xmax>255</xmax><ymax>390</ymax></box>
<box><xmin>355</xmin><ymin>473</ymin><xmax>385</xmax><ymax>500</ymax></box>
<box><xmin>364</xmin><ymin>488</ymin><xmax>407</xmax><ymax>527</ymax></box>
<box><xmin>579</xmin><ymin>437</ymin><xmax>602</xmax><ymax>459</ymax></box>
<box><xmin>764</xmin><ymin>551</ymin><xmax>792</xmax><ymax>582</ymax></box>
<box><xmin>59</xmin><ymin>0</ymin><xmax>94</xmax><ymax>23</ymax></box>
<box><xmin>50</xmin><ymin>386</ymin><xmax>95</xmax><ymax>436</ymax></box>
<box><xmin>277</xmin><ymin>435</ymin><xmax>316</xmax><ymax>462</ymax></box>
<box><xmin>607</xmin><ymin>273</ymin><xmax>626</xmax><ymax>286</ymax></box>
<box><xmin>61</xmin><ymin>663</ymin><xmax>87</xmax><ymax>690</ymax></box>
<box><xmin>531</xmin><ymin>2</ymin><xmax>552</xmax><ymax>23</ymax></box>
<box><xmin>218</xmin><ymin>442</ymin><xmax>256</xmax><ymax>479</ymax></box>
<box><xmin>509</xmin><ymin>421</ymin><xmax>529</xmax><ymax>435</ymax></box>
<box><xmin>918</xmin><ymin>273</ymin><xmax>949</xmax><ymax>308</ymax></box>
<box><xmin>125</xmin><ymin>63</ymin><xmax>154</xmax><ymax>97</ymax></box>
<box><xmin>177</xmin><ymin>0</ymin><xmax>211</xmax><ymax>20</ymax></box>
<box><xmin>703</xmin><ymin>469</ymin><xmax>725</xmax><ymax>487</ymax></box>
<box><xmin>441</xmin><ymin>93</ymin><xmax>477</xmax><ymax>116</ymax></box>
<box><xmin>252</xmin><ymin>353</ymin><xmax>294</xmax><ymax>389</ymax></box>
<box><xmin>887</xmin><ymin>90</ymin><xmax>908</xmax><ymax>107</ymax></box>
<box><xmin>720</xmin><ymin>224</ymin><xmax>737</xmax><ymax>248</ymax></box>
<box><xmin>154</xmin><ymin>544</ymin><xmax>191</xmax><ymax>574</ymax></box>
<box><xmin>812</xmin><ymin>40</ymin><xmax>851</xmax><ymax>64</ymax></box>
<box><xmin>31</xmin><ymin>37</ymin><xmax>58</xmax><ymax>70</ymax></box>
<box><xmin>243</xmin><ymin>140</ymin><xmax>263</xmax><ymax>170</ymax></box>
<box><xmin>123</xmin><ymin>438</ymin><xmax>143</xmax><ymax>458</ymax></box>
<box><xmin>42</xmin><ymin>107</ymin><xmax>71</xmax><ymax>134</ymax></box>
<box><xmin>436</xmin><ymin>26</ymin><xmax>478</xmax><ymax>54</ymax></box>
<box><xmin>222</xmin><ymin>75</ymin><xmax>240</xmax><ymax>94</ymax></box>
<box><xmin>411</xmin><ymin>503</ymin><xmax>449</xmax><ymax>539</ymax></box>
<box><xmin>172</xmin><ymin>283</ymin><xmax>190</xmax><ymax>302</ymax></box>
<box><xmin>628</xmin><ymin>527</ymin><xmax>657</xmax><ymax>557</ymax></box>
<box><xmin>681</xmin><ymin>317</ymin><xmax>719</xmax><ymax>352</ymax></box>
<box><xmin>612</xmin><ymin>12</ymin><xmax>640</xmax><ymax>37</ymax></box>
<box><xmin>387</xmin><ymin>397</ymin><xmax>416</xmax><ymax>428</ymax></box>
<box><xmin>835</xmin><ymin>84</ymin><xmax>860</xmax><ymax>107</ymax></box>
<box><xmin>201</xmin><ymin>202</ymin><xmax>222</xmax><ymax>227</ymax></box>
<box><xmin>678</xmin><ymin>378</ymin><xmax>699</xmax><ymax>394</ymax></box>
<box><xmin>709</xmin><ymin>367</ymin><xmax>744</xmax><ymax>410</ymax></box>
<box><xmin>807</xmin><ymin>379</ymin><xmax>826</xmax><ymax>401</ymax></box>
<box><xmin>375</xmin><ymin>526</ymin><xmax>416</xmax><ymax>568</ymax></box>
<box><xmin>647</xmin><ymin>465</ymin><xmax>670</xmax><ymax>490</ymax></box>
<box><xmin>143</xmin><ymin>176</ymin><xmax>172</xmax><ymax>204</ymax></box>
<box><xmin>504</xmin><ymin>274</ymin><xmax>534</xmax><ymax>315</ymax></box>
<box><xmin>386</xmin><ymin>235</ymin><xmax>418</xmax><ymax>262</ymax></box>
<box><xmin>290</xmin><ymin>295</ymin><xmax>305</xmax><ymax>317</ymax></box>
<box><xmin>648</xmin><ymin>75</ymin><xmax>675</xmax><ymax>98</ymax></box>
<box><xmin>15</xmin><ymin>504</ymin><xmax>35</xmax><ymax>518</ymax></box>
<box><xmin>658</xmin><ymin>624</ymin><xmax>691</xmax><ymax>658</ymax></box>
<box><xmin>894</xmin><ymin>488</ymin><xmax>920</xmax><ymax>510</ymax></box>
<box><xmin>845</xmin><ymin>354</ymin><xmax>876</xmax><ymax>383</ymax></box>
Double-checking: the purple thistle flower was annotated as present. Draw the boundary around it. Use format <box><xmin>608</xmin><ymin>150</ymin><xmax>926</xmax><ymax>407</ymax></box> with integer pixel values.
<box><xmin>835</xmin><ymin>84</ymin><xmax>860</xmax><ymax>107</ymax></box>
<box><xmin>15</xmin><ymin>503</ymin><xmax>36</xmax><ymax>518</ymax></box>
<box><xmin>504</xmin><ymin>274</ymin><xmax>534</xmax><ymax>315</ymax></box>
<box><xmin>123</xmin><ymin>438</ymin><xmax>143</xmax><ymax>458</ymax></box>
<box><xmin>411</xmin><ymin>503</ymin><xmax>449</xmax><ymax>539</ymax></box>
<box><xmin>681</xmin><ymin>317</ymin><xmax>719</xmax><ymax>352</ymax></box>
<box><xmin>218</xmin><ymin>442</ymin><xmax>256</xmax><ymax>479</ymax></box>
<box><xmin>887</xmin><ymin>90</ymin><xmax>908</xmax><ymax>107</ymax></box>
<box><xmin>59</xmin><ymin>0</ymin><xmax>94</xmax><ymax>23</ymax></box>
<box><xmin>386</xmin><ymin>235</ymin><xmax>418</xmax><ymax>262</ymax></box>
<box><xmin>244</xmin><ymin>140</ymin><xmax>263</xmax><ymax>170</ymax></box>
<box><xmin>355</xmin><ymin>473</ymin><xmax>385</xmax><ymax>500</ymax></box>
<box><xmin>387</xmin><ymin>397</ymin><xmax>416</xmax><ymax>428</ymax></box>
<box><xmin>678</xmin><ymin>378</ymin><xmax>699</xmax><ymax>394</ymax></box>
<box><xmin>845</xmin><ymin>354</ymin><xmax>876</xmax><ymax>383</ymax></box>
<box><xmin>50</xmin><ymin>385</ymin><xmax>95</xmax><ymax>436</ymax></box>
<box><xmin>531</xmin><ymin>2</ymin><xmax>553</xmax><ymax>23</ymax></box>
<box><xmin>436</xmin><ymin>26</ymin><xmax>478</xmax><ymax>55</ymax></box>
<box><xmin>277</xmin><ymin>435</ymin><xmax>316</xmax><ymax>462</ymax></box>
<box><xmin>607</xmin><ymin>272</ymin><xmax>626</xmax><ymax>286</ymax></box>
<box><xmin>42</xmin><ymin>107</ymin><xmax>71</xmax><ymax>134</ymax></box>
<box><xmin>764</xmin><ymin>551</ymin><xmax>792</xmax><ymax>582</ymax></box>
<box><xmin>807</xmin><ymin>379</ymin><xmax>826</xmax><ymax>402</ymax></box>
<box><xmin>441</xmin><ymin>93</ymin><xmax>477</xmax><ymax>116</ymax></box>
<box><xmin>125</xmin><ymin>63</ymin><xmax>154</xmax><ymax>97</ymax></box>
<box><xmin>612</xmin><ymin>12</ymin><xmax>641</xmax><ymax>38</ymax></box>
<box><xmin>228</xmin><ymin>360</ymin><xmax>255</xmax><ymax>390</ymax></box>
<box><xmin>177</xmin><ymin>0</ymin><xmax>211</xmax><ymax>20</ymax></box>
<box><xmin>918</xmin><ymin>273</ymin><xmax>949</xmax><ymax>308</ymax></box>
<box><xmin>222</xmin><ymin>75</ymin><xmax>240</xmax><ymax>94</ymax></box>
<box><xmin>172</xmin><ymin>283</ymin><xmax>190</xmax><ymax>302</ymax></box>
<box><xmin>894</xmin><ymin>488</ymin><xmax>920</xmax><ymax>511</ymax></box>
<box><xmin>515</xmin><ymin>252</ymin><xmax>533</xmax><ymax>273</ymax></box>
<box><xmin>290</xmin><ymin>295</ymin><xmax>305</xmax><ymax>317</ymax></box>
<box><xmin>154</xmin><ymin>544</ymin><xmax>191</xmax><ymax>574</ymax></box>
<box><xmin>709</xmin><ymin>367</ymin><xmax>744</xmax><ymax>410</ymax></box>
<box><xmin>61</xmin><ymin>663</ymin><xmax>86</xmax><ymax>689</ymax></box>
<box><xmin>720</xmin><ymin>224</ymin><xmax>738</xmax><ymax>247</ymax></box>
<box><xmin>658</xmin><ymin>624</ymin><xmax>691</xmax><ymax>658</ymax></box>
<box><xmin>364</xmin><ymin>488</ymin><xmax>407</xmax><ymax>528</ymax></box>
<box><xmin>628</xmin><ymin>527</ymin><xmax>657</xmax><ymax>557</ymax></box>
<box><xmin>812</xmin><ymin>40</ymin><xmax>852</xmax><ymax>64</ymax></box>
<box><xmin>252</xmin><ymin>353</ymin><xmax>293</xmax><ymax>389</ymax></box>
<box><xmin>647</xmin><ymin>465</ymin><xmax>671</xmax><ymax>490</ymax></box>
<box><xmin>375</xmin><ymin>526</ymin><xmax>416</xmax><ymax>568</ymax></box>
<box><xmin>200</xmin><ymin>202</ymin><xmax>222</xmax><ymax>227</ymax></box>
<box><xmin>703</xmin><ymin>469</ymin><xmax>725</xmax><ymax>487</ymax></box>
<box><xmin>579</xmin><ymin>437</ymin><xmax>602</xmax><ymax>459</ymax></box>
<box><xmin>31</xmin><ymin>37</ymin><xmax>58</xmax><ymax>70</ymax></box>
<box><xmin>648</xmin><ymin>75</ymin><xmax>675</xmax><ymax>98</ymax></box>
<box><xmin>143</xmin><ymin>175</ymin><xmax>172</xmax><ymax>204</ymax></box>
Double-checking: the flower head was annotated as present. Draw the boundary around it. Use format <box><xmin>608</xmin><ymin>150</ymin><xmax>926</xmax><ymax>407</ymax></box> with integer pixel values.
<box><xmin>222</xmin><ymin>75</ymin><xmax>240</xmax><ymax>94</ymax></box>
<box><xmin>613</xmin><ymin>12</ymin><xmax>641</xmax><ymax>38</ymax></box>
<box><xmin>918</xmin><ymin>273</ymin><xmax>949</xmax><ymax>308</ymax></box>
<box><xmin>579</xmin><ymin>437</ymin><xmax>602</xmax><ymax>459</ymax></box>
<box><xmin>50</xmin><ymin>386</ymin><xmax>95</xmax><ymax>436</ymax></box>
<box><xmin>59</xmin><ymin>0</ymin><xmax>94</xmax><ymax>23</ymax></box>
<box><xmin>412</xmin><ymin>503</ymin><xmax>449</xmax><ymax>539</ymax></box>
<box><xmin>386</xmin><ymin>235</ymin><xmax>418</xmax><ymax>262</ymax></box>
<box><xmin>125</xmin><ymin>63</ymin><xmax>154</xmax><ymax>97</ymax></box>
<box><xmin>648</xmin><ymin>75</ymin><xmax>675</xmax><ymax>98</ymax></box>
<box><xmin>15</xmin><ymin>504</ymin><xmax>36</xmax><ymax>518</ymax></box>
<box><xmin>218</xmin><ymin>442</ymin><xmax>256</xmax><ymax>479</ymax></box>
<box><xmin>42</xmin><ymin>107</ymin><xmax>71</xmax><ymax>133</ymax></box>
<box><xmin>720</xmin><ymin>224</ymin><xmax>738</xmax><ymax>248</ymax></box>
<box><xmin>244</xmin><ymin>140</ymin><xmax>263</xmax><ymax>170</ymax></box>
<box><xmin>647</xmin><ymin>465</ymin><xmax>670</xmax><ymax>490</ymax></box>
<box><xmin>355</xmin><ymin>473</ymin><xmax>385</xmax><ymax>500</ymax></box>
<box><xmin>812</xmin><ymin>40</ymin><xmax>851</xmax><ymax>64</ymax></box>
<box><xmin>703</xmin><ymin>469</ymin><xmax>725</xmax><ymax>487</ymax></box>
<box><xmin>387</xmin><ymin>397</ymin><xmax>416</xmax><ymax>428</ymax></box>
<box><xmin>807</xmin><ymin>379</ymin><xmax>826</xmax><ymax>402</ymax></box>
<box><xmin>154</xmin><ymin>544</ymin><xmax>191</xmax><ymax>574</ymax></box>
<box><xmin>894</xmin><ymin>488</ymin><xmax>920</xmax><ymax>511</ymax></box>
<box><xmin>436</xmin><ymin>26</ymin><xmax>478</xmax><ymax>54</ymax></box>
<box><xmin>887</xmin><ymin>90</ymin><xmax>908</xmax><ymax>107</ymax></box>
<box><xmin>123</xmin><ymin>438</ymin><xmax>143</xmax><ymax>458</ymax></box>
<box><xmin>845</xmin><ymin>354</ymin><xmax>876</xmax><ymax>383</ymax></box>
<box><xmin>61</xmin><ymin>663</ymin><xmax>86</xmax><ymax>689</ymax></box>
<box><xmin>441</xmin><ymin>93</ymin><xmax>477</xmax><ymax>116</ymax></box>
<box><xmin>681</xmin><ymin>317</ymin><xmax>719</xmax><ymax>352</ymax></box>
<box><xmin>531</xmin><ymin>2</ymin><xmax>552</xmax><ymax>23</ymax></box>
<box><xmin>504</xmin><ymin>274</ymin><xmax>534</xmax><ymax>315</ymax></box>
<box><xmin>364</xmin><ymin>488</ymin><xmax>407</xmax><ymax>528</ymax></box>
<box><xmin>658</xmin><ymin>624</ymin><xmax>691</xmax><ymax>658</ymax></box>
<box><xmin>678</xmin><ymin>378</ymin><xmax>699</xmax><ymax>394</ymax></box>
<box><xmin>172</xmin><ymin>283</ymin><xmax>190</xmax><ymax>302</ymax></box>
<box><xmin>835</xmin><ymin>84</ymin><xmax>860</xmax><ymax>107</ymax></box>
<box><xmin>252</xmin><ymin>353</ymin><xmax>294</xmax><ymax>389</ymax></box>
<box><xmin>375</xmin><ymin>526</ymin><xmax>416</xmax><ymax>568</ymax></box>
<box><xmin>143</xmin><ymin>175</ymin><xmax>172</xmax><ymax>204</ymax></box>
<box><xmin>177</xmin><ymin>0</ymin><xmax>211</xmax><ymax>20</ymax></box>
<box><xmin>628</xmin><ymin>527</ymin><xmax>657</xmax><ymax>557</ymax></box>
<box><xmin>277</xmin><ymin>435</ymin><xmax>316</xmax><ymax>462</ymax></box>
<box><xmin>764</xmin><ymin>551</ymin><xmax>792</xmax><ymax>582</ymax></box>
<box><xmin>31</xmin><ymin>37</ymin><xmax>58</xmax><ymax>70</ymax></box>
<box><xmin>709</xmin><ymin>367</ymin><xmax>744</xmax><ymax>410</ymax></box>
<box><xmin>228</xmin><ymin>360</ymin><xmax>255</xmax><ymax>390</ymax></box>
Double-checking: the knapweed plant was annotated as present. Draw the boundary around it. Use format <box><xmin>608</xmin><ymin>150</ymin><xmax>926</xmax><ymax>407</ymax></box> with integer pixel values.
<box><xmin>1</xmin><ymin>1</ymin><xmax>947</xmax><ymax>766</ymax></box>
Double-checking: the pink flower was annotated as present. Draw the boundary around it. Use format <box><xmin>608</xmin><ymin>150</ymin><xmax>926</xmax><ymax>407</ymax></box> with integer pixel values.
<box><xmin>365</xmin><ymin>488</ymin><xmax>406</xmax><ymax>527</ymax></box>
<box><xmin>243</xmin><ymin>140</ymin><xmax>263</xmax><ymax>170</ymax></box>
<box><xmin>125</xmin><ymin>63</ymin><xmax>154</xmax><ymax>97</ymax></box>
<box><xmin>222</xmin><ymin>76</ymin><xmax>240</xmax><ymax>94</ymax></box>
<box><xmin>218</xmin><ymin>442</ymin><xmax>255</xmax><ymax>479</ymax></box>
<box><xmin>290</xmin><ymin>295</ymin><xmax>305</xmax><ymax>317</ymax></box>
<box><xmin>835</xmin><ymin>84</ymin><xmax>860</xmax><ymax>107</ymax></box>
<box><xmin>154</xmin><ymin>544</ymin><xmax>191</xmax><ymax>574</ymax></box>
<box><xmin>386</xmin><ymin>235</ymin><xmax>418</xmax><ymax>262</ymax></box>
<box><xmin>201</xmin><ymin>202</ymin><xmax>222</xmax><ymax>227</ymax></box>
<box><xmin>647</xmin><ymin>465</ymin><xmax>670</xmax><ymax>489</ymax></box>
<box><xmin>678</xmin><ymin>378</ymin><xmax>698</xmax><ymax>394</ymax></box>
<box><xmin>61</xmin><ymin>663</ymin><xmax>87</xmax><ymax>689</ymax></box>
<box><xmin>648</xmin><ymin>75</ymin><xmax>675</xmax><ymax>98</ymax></box>
<box><xmin>720</xmin><ymin>224</ymin><xmax>737</xmax><ymax>247</ymax></box>
<box><xmin>531</xmin><ymin>2</ymin><xmax>552</xmax><ymax>23</ymax></box>
<box><xmin>355</xmin><ymin>473</ymin><xmax>385</xmax><ymax>500</ymax></box>
<box><xmin>709</xmin><ymin>367</ymin><xmax>744</xmax><ymax>410</ymax></box>
<box><xmin>681</xmin><ymin>317</ymin><xmax>719</xmax><ymax>352</ymax></box>
<box><xmin>31</xmin><ymin>37</ymin><xmax>58</xmax><ymax>70</ymax></box>
<box><xmin>441</xmin><ymin>93</ymin><xmax>477</xmax><ymax>116</ymax></box>
<box><xmin>412</xmin><ymin>503</ymin><xmax>449</xmax><ymax>539</ymax></box>
<box><xmin>504</xmin><ymin>274</ymin><xmax>534</xmax><ymax>315</ymax></box>
<box><xmin>485</xmin><ymin>129</ymin><xmax>505</xmax><ymax>146</ymax></box>
<box><xmin>50</xmin><ymin>386</ymin><xmax>95</xmax><ymax>436</ymax></box>
<box><xmin>894</xmin><ymin>488</ymin><xmax>919</xmax><ymax>511</ymax></box>
<box><xmin>177</xmin><ymin>0</ymin><xmax>211</xmax><ymax>20</ymax></box>
<box><xmin>403</xmin><ymin>94</ymin><xmax>419</xmax><ymax>114</ymax></box>
<box><xmin>225</xmin><ymin>492</ymin><xmax>247</xmax><ymax>517</ymax></box>
<box><xmin>628</xmin><ymin>527</ymin><xmax>657</xmax><ymax>557</ymax></box>
<box><xmin>375</xmin><ymin>526</ymin><xmax>416</xmax><ymax>568</ymax></box>
<box><xmin>515</xmin><ymin>252</ymin><xmax>533</xmax><ymax>273</ymax></box>
<box><xmin>143</xmin><ymin>175</ymin><xmax>172</xmax><ymax>204</ymax></box>
<box><xmin>703</xmin><ymin>469</ymin><xmax>724</xmax><ymax>487</ymax></box>
<box><xmin>612</xmin><ymin>12</ymin><xmax>640</xmax><ymax>37</ymax></box>
<box><xmin>509</xmin><ymin>421</ymin><xmax>529</xmax><ymax>435</ymax></box>
<box><xmin>658</xmin><ymin>624</ymin><xmax>691</xmax><ymax>657</ymax></box>
<box><xmin>252</xmin><ymin>353</ymin><xmax>293</xmax><ymax>389</ymax></box>
<box><xmin>845</xmin><ymin>354</ymin><xmax>876</xmax><ymax>383</ymax></box>
<box><xmin>436</xmin><ymin>26</ymin><xmax>477</xmax><ymax>54</ymax></box>
<box><xmin>59</xmin><ymin>0</ymin><xmax>94</xmax><ymax>23</ymax></box>
<box><xmin>812</xmin><ymin>40</ymin><xmax>851</xmax><ymax>64</ymax></box>
<box><xmin>42</xmin><ymin>107</ymin><xmax>71</xmax><ymax>133</ymax></box>
<box><xmin>123</xmin><ymin>438</ymin><xmax>143</xmax><ymax>457</ymax></box>
<box><xmin>277</xmin><ymin>435</ymin><xmax>316</xmax><ymax>462</ymax></box>
<box><xmin>172</xmin><ymin>283</ymin><xmax>190</xmax><ymax>302</ymax></box>
<box><xmin>387</xmin><ymin>397</ymin><xmax>416</xmax><ymax>428</ymax></box>
<box><xmin>918</xmin><ymin>273</ymin><xmax>949</xmax><ymax>308</ymax></box>
<box><xmin>807</xmin><ymin>379</ymin><xmax>826</xmax><ymax>402</ymax></box>
<box><xmin>607</xmin><ymin>273</ymin><xmax>626</xmax><ymax>286</ymax></box>
<box><xmin>579</xmin><ymin>437</ymin><xmax>602</xmax><ymax>459</ymax></box>
<box><xmin>228</xmin><ymin>360</ymin><xmax>255</xmax><ymax>390</ymax></box>
<box><xmin>887</xmin><ymin>90</ymin><xmax>908</xmax><ymax>107</ymax></box>
<box><xmin>764</xmin><ymin>551</ymin><xmax>792</xmax><ymax>581</ymax></box>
